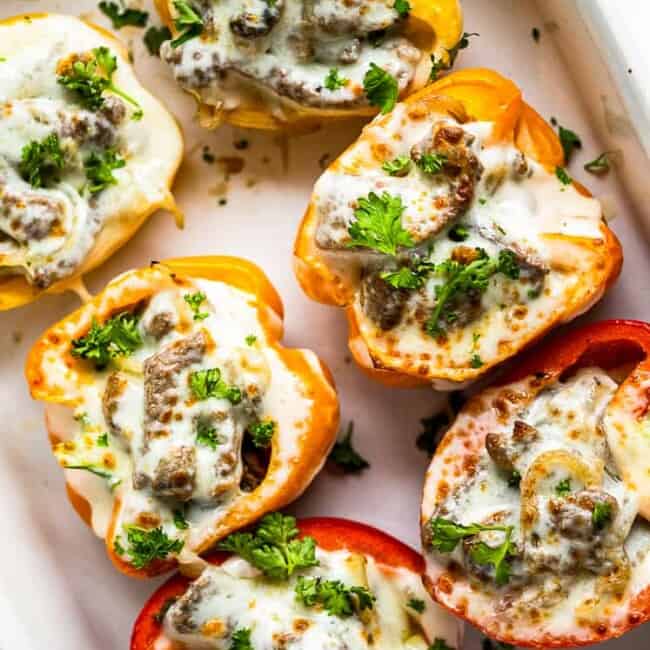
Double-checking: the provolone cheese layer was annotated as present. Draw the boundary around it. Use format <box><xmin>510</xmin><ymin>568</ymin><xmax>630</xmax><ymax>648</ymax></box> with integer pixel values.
<box><xmin>0</xmin><ymin>15</ymin><xmax>181</xmax><ymax>289</ymax></box>
<box><xmin>161</xmin><ymin>547</ymin><xmax>457</xmax><ymax>650</ymax></box>
<box><xmin>306</xmin><ymin>99</ymin><xmax>616</xmax><ymax>386</ymax></box>
<box><xmin>161</xmin><ymin>0</ymin><xmax>421</xmax><ymax>115</ymax></box>
<box><xmin>37</xmin><ymin>266</ymin><xmax>326</xmax><ymax>571</ymax></box>
<box><xmin>421</xmin><ymin>366</ymin><xmax>650</xmax><ymax>644</ymax></box>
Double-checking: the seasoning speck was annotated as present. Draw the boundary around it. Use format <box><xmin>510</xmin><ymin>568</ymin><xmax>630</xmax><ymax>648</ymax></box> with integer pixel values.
<box><xmin>234</xmin><ymin>139</ymin><xmax>249</xmax><ymax>150</ymax></box>
<box><xmin>318</xmin><ymin>153</ymin><xmax>331</xmax><ymax>170</ymax></box>
<box><xmin>218</xmin><ymin>198</ymin><xmax>227</xmax><ymax>206</ymax></box>
<box><xmin>12</xmin><ymin>331</ymin><xmax>22</xmax><ymax>344</ymax></box>
<box><xmin>532</xmin><ymin>27</ymin><xmax>540</xmax><ymax>42</ymax></box>
<box><xmin>202</xmin><ymin>146</ymin><xmax>215</xmax><ymax>164</ymax></box>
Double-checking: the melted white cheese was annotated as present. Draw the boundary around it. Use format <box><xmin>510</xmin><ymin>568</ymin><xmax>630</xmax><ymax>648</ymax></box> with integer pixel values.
<box><xmin>311</xmin><ymin>103</ymin><xmax>608</xmax><ymax>381</ymax></box>
<box><xmin>161</xmin><ymin>0</ymin><xmax>420</xmax><ymax>117</ymax></box>
<box><xmin>50</xmin><ymin>275</ymin><xmax>312</xmax><ymax>563</ymax></box>
<box><xmin>0</xmin><ymin>15</ymin><xmax>180</xmax><ymax>288</ymax></box>
<box><xmin>164</xmin><ymin>547</ymin><xmax>459</xmax><ymax>650</ymax></box>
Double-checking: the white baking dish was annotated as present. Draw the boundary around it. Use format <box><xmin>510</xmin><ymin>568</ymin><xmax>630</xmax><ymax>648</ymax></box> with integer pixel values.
<box><xmin>0</xmin><ymin>1</ymin><xmax>648</xmax><ymax>648</ymax></box>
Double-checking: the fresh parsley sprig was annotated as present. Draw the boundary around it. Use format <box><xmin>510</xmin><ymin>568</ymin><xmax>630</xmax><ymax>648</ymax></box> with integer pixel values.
<box><xmin>592</xmin><ymin>502</ymin><xmax>613</xmax><ymax>529</ymax></box>
<box><xmin>381</xmin><ymin>255</ymin><xmax>436</xmax><ymax>290</ymax></box>
<box><xmin>429</xmin><ymin>517</ymin><xmax>515</xmax><ymax>585</ymax></box>
<box><xmin>144</xmin><ymin>26</ymin><xmax>172</xmax><ymax>56</ymax></box>
<box><xmin>171</xmin><ymin>0</ymin><xmax>204</xmax><ymax>48</ymax></box>
<box><xmin>218</xmin><ymin>513</ymin><xmax>319</xmax><ymax>580</ymax></box>
<box><xmin>189</xmin><ymin>368</ymin><xmax>242</xmax><ymax>404</ymax></box>
<box><xmin>295</xmin><ymin>576</ymin><xmax>375</xmax><ymax>617</ymax></box>
<box><xmin>84</xmin><ymin>148</ymin><xmax>126</xmax><ymax>194</ymax></box>
<box><xmin>99</xmin><ymin>2</ymin><xmax>149</xmax><ymax>29</ymax></box>
<box><xmin>195</xmin><ymin>419</ymin><xmax>224</xmax><ymax>450</ymax></box>
<box><xmin>415</xmin><ymin>152</ymin><xmax>447</xmax><ymax>175</ymax></box>
<box><xmin>394</xmin><ymin>0</ymin><xmax>411</xmax><ymax>18</ymax></box>
<box><xmin>425</xmin><ymin>249</ymin><xmax>520</xmax><ymax>338</ymax></box>
<box><xmin>230</xmin><ymin>629</ymin><xmax>254</xmax><ymax>650</ymax></box>
<box><xmin>557</xmin><ymin>124</ymin><xmax>582</xmax><ymax>163</ymax></box>
<box><xmin>328</xmin><ymin>422</ymin><xmax>370</xmax><ymax>474</ymax></box>
<box><xmin>58</xmin><ymin>46</ymin><xmax>143</xmax><ymax>117</ymax></box>
<box><xmin>363</xmin><ymin>63</ymin><xmax>398</xmax><ymax>114</ymax></box>
<box><xmin>347</xmin><ymin>191</ymin><xmax>413</xmax><ymax>255</ymax></box>
<box><xmin>555</xmin><ymin>478</ymin><xmax>571</xmax><ymax>496</ymax></box>
<box><xmin>71</xmin><ymin>311</ymin><xmax>142</xmax><ymax>369</ymax></box>
<box><xmin>114</xmin><ymin>525</ymin><xmax>184</xmax><ymax>569</ymax></box>
<box><xmin>19</xmin><ymin>133</ymin><xmax>65</xmax><ymax>188</ymax></box>
<box><xmin>382</xmin><ymin>155</ymin><xmax>411</xmax><ymax>176</ymax></box>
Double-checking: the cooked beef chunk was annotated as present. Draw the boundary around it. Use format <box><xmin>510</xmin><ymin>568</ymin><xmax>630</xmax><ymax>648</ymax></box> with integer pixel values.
<box><xmin>230</xmin><ymin>0</ymin><xmax>284</xmax><ymax>38</ymax></box>
<box><xmin>360</xmin><ymin>271</ymin><xmax>409</xmax><ymax>330</ymax></box>
<box><xmin>143</xmin><ymin>311</ymin><xmax>175</xmax><ymax>340</ymax></box>
<box><xmin>486</xmin><ymin>420</ymin><xmax>540</xmax><ymax>472</ymax></box>
<box><xmin>303</xmin><ymin>0</ymin><xmax>399</xmax><ymax>36</ymax></box>
<box><xmin>166</xmin><ymin>572</ymin><xmax>214</xmax><ymax>633</ymax></box>
<box><xmin>152</xmin><ymin>445</ymin><xmax>197</xmax><ymax>500</ymax></box>
<box><xmin>0</xmin><ymin>188</ymin><xmax>66</xmax><ymax>243</ymax></box>
<box><xmin>551</xmin><ymin>489</ymin><xmax>618</xmax><ymax>541</ymax></box>
<box><xmin>143</xmin><ymin>332</ymin><xmax>206</xmax><ymax>441</ymax></box>
<box><xmin>102</xmin><ymin>371</ymin><xmax>128</xmax><ymax>439</ymax></box>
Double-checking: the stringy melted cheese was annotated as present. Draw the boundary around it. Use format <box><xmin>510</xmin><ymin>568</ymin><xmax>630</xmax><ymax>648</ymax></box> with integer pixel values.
<box><xmin>161</xmin><ymin>0</ymin><xmax>421</xmax><ymax>118</ymax></box>
<box><xmin>47</xmin><ymin>275</ymin><xmax>312</xmax><ymax>563</ymax></box>
<box><xmin>312</xmin><ymin>103</ymin><xmax>608</xmax><ymax>384</ymax></box>
<box><xmin>423</xmin><ymin>367</ymin><xmax>650</xmax><ymax>640</ymax></box>
<box><xmin>0</xmin><ymin>15</ymin><xmax>179</xmax><ymax>288</ymax></box>
<box><xmin>162</xmin><ymin>547</ymin><xmax>459</xmax><ymax>650</ymax></box>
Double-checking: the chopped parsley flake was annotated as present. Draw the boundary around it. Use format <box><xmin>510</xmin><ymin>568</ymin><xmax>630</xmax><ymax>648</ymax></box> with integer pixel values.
<box><xmin>144</xmin><ymin>26</ymin><xmax>172</xmax><ymax>56</ymax></box>
<box><xmin>183</xmin><ymin>291</ymin><xmax>209</xmax><ymax>320</ymax></box>
<box><xmin>171</xmin><ymin>0</ymin><xmax>204</xmax><ymax>48</ymax></box>
<box><xmin>295</xmin><ymin>576</ymin><xmax>375</xmax><ymax>617</ymax></box>
<box><xmin>328</xmin><ymin>422</ymin><xmax>370</xmax><ymax>474</ymax></box>
<box><xmin>173</xmin><ymin>509</ymin><xmax>189</xmax><ymax>530</ymax></box>
<box><xmin>555</xmin><ymin>166</ymin><xmax>572</xmax><ymax>186</ymax></box>
<box><xmin>96</xmin><ymin>433</ymin><xmax>109</xmax><ymax>447</ymax></box>
<box><xmin>84</xmin><ymin>148</ymin><xmax>126</xmax><ymax>194</ymax></box>
<box><xmin>382</xmin><ymin>155</ymin><xmax>411</xmax><ymax>176</ymax></box>
<box><xmin>195</xmin><ymin>420</ymin><xmax>224</xmax><ymax>450</ymax></box>
<box><xmin>415</xmin><ymin>152</ymin><xmax>447</xmax><ymax>175</ymax></box>
<box><xmin>249</xmin><ymin>420</ymin><xmax>276</xmax><ymax>448</ymax></box>
<box><xmin>394</xmin><ymin>0</ymin><xmax>411</xmax><ymax>18</ymax></box>
<box><xmin>584</xmin><ymin>152</ymin><xmax>612</xmax><ymax>175</ymax></box>
<box><xmin>429</xmin><ymin>32</ymin><xmax>479</xmax><ymax>81</ymax></box>
<box><xmin>71</xmin><ymin>311</ymin><xmax>142</xmax><ymax>369</ymax></box>
<box><xmin>189</xmin><ymin>368</ymin><xmax>242</xmax><ymax>404</ymax></box>
<box><xmin>347</xmin><ymin>191</ymin><xmax>413</xmax><ymax>256</ymax></box>
<box><xmin>99</xmin><ymin>2</ymin><xmax>149</xmax><ymax>29</ymax></box>
<box><xmin>448</xmin><ymin>224</ymin><xmax>469</xmax><ymax>241</ymax></box>
<box><xmin>245</xmin><ymin>334</ymin><xmax>257</xmax><ymax>346</ymax></box>
<box><xmin>470</xmin><ymin>354</ymin><xmax>484</xmax><ymax>369</ymax></box>
<box><xmin>407</xmin><ymin>598</ymin><xmax>426</xmax><ymax>613</ymax></box>
<box><xmin>592</xmin><ymin>502</ymin><xmax>613</xmax><ymax>529</ymax></box>
<box><xmin>230</xmin><ymin>629</ymin><xmax>253</xmax><ymax>650</ymax></box>
<box><xmin>19</xmin><ymin>133</ymin><xmax>65</xmax><ymax>188</ymax></box>
<box><xmin>557</xmin><ymin>124</ymin><xmax>582</xmax><ymax>163</ymax></box>
<box><xmin>114</xmin><ymin>525</ymin><xmax>184</xmax><ymax>569</ymax></box>
<box><xmin>555</xmin><ymin>478</ymin><xmax>572</xmax><ymax>496</ymax></box>
<box><xmin>363</xmin><ymin>63</ymin><xmax>398</xmax><ymax>114</ymax></box>
<box><xmin>324</xmin><ymin>67</ymin><xmax>348</xmax><ymax>91</ymax></box>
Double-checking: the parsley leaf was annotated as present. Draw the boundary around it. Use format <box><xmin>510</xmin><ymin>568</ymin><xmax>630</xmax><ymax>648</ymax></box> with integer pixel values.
<box><xmin>230</xmin><ymin>629</ymin><xmax>253</xmax><ymax>650</ymax></box>
<box><xmin>97</xmin><ymin>433</ymin><xmax>109</xmax><ymax>447</ymax></box>
<box><xmin>415</xmin><ymin>152</ymin><xmax>447</xmax><ymax>175</ymax></box>
<box><xmin>99</xmin><ymin>2</ymin><xmax>149</xmax><ymax>29</ymax></box>
<box><xmin>195</xmin><ymin>419</ymin><xmax>224</xmax><ymax>450</ymax></box>
<box><xmin>416</xmin><ymin>392</ymin><xmax>464</xmax><ymax>455</ymax></box>
<box><xmin>173</xmin><ymin>509</ymin><xmax>189</xmax><ymax>530</ymax></box>
<box><xmin>245</xmin><ymin>334</ymin><xmax>257</xmax><ymax>346</ymax></box>
<box><xmin>63</xmin><ymin>463</ymin><xmax>117</xmax><ymax>485</ymax></box>
<box><xmin>363</xmin><ymin>63</ymin><xmax>398</xmax><ymax>114</ymax></box>
<box><xmin>295</xmin><ymin>576</ymin><xmax>375</xmax><ymax>617</ymax></box>
<box><xmin>328</xmin><ymin>422</ymin><xmax>370</xmax><ymax>474</ymax></box>
<box><xmin>171</xmin><ymin>0</ymin><xmax>204</xmax><ymax>48</ymax></box>
<box><xmin>84</xmin><ymin>148</ymin><xmax>125</xmax><ymax>194</ymax></box>
<box><xmin>58</xmin><ymin>46</ymin><xmax>143</xmax><ymax>116</ymax></box>
<box><xmin>407</xmin><ymin>598</ymin><xmax>426</xmax><ymax>613</ymax></box>
<box><xmin>19</xmin><ymin>133</ymin><xmax>65</xmax><ymax>188</ymax></box>
<box><xmin>429</xmin><ymin>32</ymin><xmax>479</xmax><ymax>81</ymax></box>
<box><xmin>71</xmin><ymin>311</ymin><xmax>142</xmax><ymax>369</ymax></box>
<box><xmin>394</xmin><ymin>0</ymin><xmax>411</xmax><ymax>18</ymax></box>
<box><xmin>555</xmin><ymin>478</ymin><xmax>571</xmax><ymax>496</ymax></box>
<box><xmin>219</xmin><ymin>513</ymin><xmax>319</xmax><ymax>580</ymax></box>
<box><xmin>249</xmin><ymin>420</ymin><xmax>275</xmax><ymax>448</ymax></box>
<box><xmin>557</xmin><ymin>124</ymin><xmax>582</xmax><ymax>163</ymax></box>
<box><xmin>114</xmin><ymin>526</ymin><xmax>184</xmax><ymax>569</ymax></box>
<box><xmin>592</xmin><ymin>502</ymin><xmax>613</xmax><ymax>529</ymax></box>
<box><xmin>347</xmin><ymin>191</ymin><xmax>413</xmax><ymax>255</ymax></box>
<box><xmin>425</xmin><ymin>249</ymin><xmax>520</xmax><ymax>338</ymax></box>
<box><xmin>584</xmin><ymin>152</ymin><xmax>612</xmax><ymax>175</ymax></box>
<box><xmin>382</xmin><ymin>155</ymin><xmax>411</xmax><ymax>176</ymax></box>
<box><xmin>189</xmin><ymin>368</ymin><xmax>242</xmax><ymax>404</ymax></box>
<box><xmin>470</xmin><ymin>354</ymin><xmax>484</xmax><ymax>368</ymax></box>
<box><xmin>555</xmin><ymin>166</ymin><xmax>572</xmax><ymax>186</ymax></box>
<box><xmin>429</xmin><ymin>517</ymin><xmax>515</xmax><ymax>585</ymax></box>
<box><xmin>324</xmin><ymin>67</ymin><xmax>348</xmax><ymax>91</ymax></box>
<box><xmin>381</xmin><ymin>266</ymin><xmax>423</xmax><ymax>289</ymax></box>
<box><xmin>183</xmin><ymin>291</ymin><xmax>209</xmax><ymax>320</ymax></box>
<box><xmin>144</xmin><ymin>26</ymin><xmax>172</xmax><ymax>56</ymax></box>
<box><xmin>507</xmin><ymin>470</ymin><xmax>521</xmax><ymax>488</ymax></box>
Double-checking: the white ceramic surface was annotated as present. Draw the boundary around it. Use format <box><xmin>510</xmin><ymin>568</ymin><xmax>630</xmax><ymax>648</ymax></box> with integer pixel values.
<box><xmin>0</xmin><ymin>1</ymin><xmax>648</xmax><ymax>648</ymax></box>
